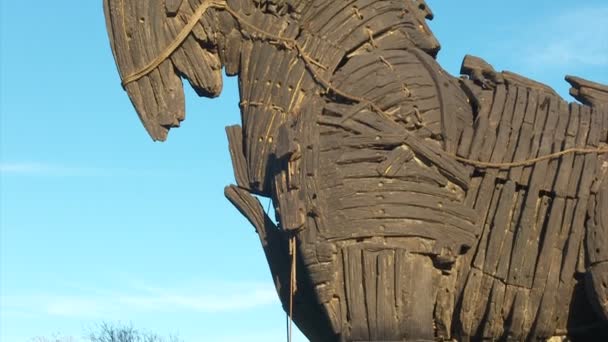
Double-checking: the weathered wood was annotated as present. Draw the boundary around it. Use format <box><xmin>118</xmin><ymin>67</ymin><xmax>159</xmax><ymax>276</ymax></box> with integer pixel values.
<box><xmin>587</xmin><ymin>262</ymin><xmax>608</xmax><ymax>321</ymax></box>
<box><xmin>488</xmin><ymin>83</ymin><xmax>518</xmax><ymax>165</ymax></box>
<box><xmin>105</xmin><ymin>2</ymin><xmax>608</xmax><ymax>340</ymax></box>
<box><xmin>225</xmin><ymin>125</ymin><xmax>251</xmax><ymax>189</ymax></box>
<box><xmin>509</xmin><ymin>88</ymin><xmax>539</xmax><ymax>182</ymax></box>
<box><xmin>482</xmin><ymin>180</ymin><xmax>517</xmax><ymax>277</ymax></box>
<box><xmin>543</xmin><ymin>99</ymin><xmax>570</xmax><ymax>191</ymax></box>
<box><xmin>499</xmin><ymin>85</ymin><xmax>529</xmax><ymax>179</ymax></box>
<box><xmin>224</xmin><ymin>185</ymin><xmax>290</xmax><ymax>297</ymax></box>
<box><xmin>566</xmin><ymin>75</ymin><xmax>608</xmax><ymax>107</ymax></box>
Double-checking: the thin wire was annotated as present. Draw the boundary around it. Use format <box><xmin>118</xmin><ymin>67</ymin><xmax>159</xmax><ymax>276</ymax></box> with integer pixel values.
<box><xmin>288</xmin><ymin>236</ymin><xmax>296</xmax><ymax>342</ymax></box>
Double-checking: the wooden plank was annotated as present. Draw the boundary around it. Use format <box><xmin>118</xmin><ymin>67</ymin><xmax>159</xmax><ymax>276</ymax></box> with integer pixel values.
<box><xmin>339</xmin><ymin>3</ymin><xmax>417</xmax><ymax>52</ymax></box>
<box><xmin>269</xmin><ymin>51</ymin><xmax>299</xmax><ymax>111</ymax></box>
<box><xmin>397</xmin><ymin>251</ymin><xmax>435</xmax><ymax>340</ymax></box>
<box><xmin>434</xmin><ymin>269</ymin><xmax>457</xmax><ymax>340</ymax></box>
<box><xmin>458</xmin><ymin>268</ymin><xmax>488</xmax><ymax>338</ymax></box>
<box><xmin>333</xmin><ymin>204</ymin><xmax>478</xmax><ymax>240</ymax></box>
<box><xmin>503</xmin><ymin>71</ymin><xmax>558</xmax><ymax>95</ymax></box>
<box><xmin>145</xmin><ymin>2</ymin><xmax>187</xmax><ymax>128</ymax></box>
<box><xmin>588</xmin><ymin>106</ymin><xmax>602</xmax><ymax>147</ymax></box>
<box><xmin>495</xmin><ymin>188</ymin><xmax>525</xmax><ymax>281</ymax></box>
<box><xmin>322</xmin><ymin>299</ymin><xmax>342</xmax><ymax>335</ymax></box>
<box><xmin>567</xmin><ymin>103</ymin><xmax>591</xmax><ymax>197</ymax></box>
<box><xmin>509</xmin><ymin>88</ymin><xmax>539</xmax><ymax>181</ymax></box>
<box><xmin>303</xmin><ymin>0</ymin><xmax>359</xmax><ymax>38</ymax></box>
<box><xmin>363</xmin><ymin>250</ymin><xmax>379</xmax><ymax>340</ymax></box>
<box><xmin>478</xmin><ymin>84</ymin><xmax>508</xmax><ymax>162</ymax></box>
<box><xmin>504</xmin><ymin>287</ymin><xmax>529</xmax><ymax>340</ymax></box>
<box><xmin>276</xmin><ymin>190</ymin><xmax>306</xmax><ymax>231</ymax></box>
<box><xmin>343</xmin><ymin>246</ymin><xmax>369</xmax><ymax>339</ymax></box>
<box><xmin>560</xmin><ymin>198</ymin><xmax>587</xmax><ymax>284</ymax></box>
<box><xmin>165</xmin><ymin>0</ymin><xmax>182</xmax><ymax>15</ymax></box>
<box><xmin>338</xmin><ymin>191</ymin><xmax>478</xmax><ymax>224</ymax></box>
<box><xmin>489</xmin><ymin>84</ymin><xmax>518</xmax><ymax>165</ymax></box>
<box><xmin>174</xmin><ymin>34</ymin><xmax>223</xmax><ymax>97</ymax></box>
<box><xmin>586</xmin><ymin>262</ymin><xmax>608</xmax><ymax>321</ymax></box>
<box><xmin>335</xmin><ymin>191</ymin><xmax>472</xmax><ymax>228</ymax></box>
<box><xmin>501</xmin><ymin>284</ymin><xmax>518</xmax><ymax>324</ymax></box>
<box><xmin>308</xmin><ymin>262</ymin><xmax>334</xmax><ymax>287</ymax></box>
<box><xmin>337</xmin><ymin>149</ymin><xmax>386</xmax><ymax>165</ymax></box>
<box><xmin>499</xmin><ymin>86</ymin><xmax>528</xmax><ymax>179</ymax></box>
<box><xmin>481</xmin><ymin>280</ymin><xmax>506</xmax><ymax>338</ymax></box>
<box><xmin>318</xmin><ymin>112</ymin><xmax>380</xmax><ymax>135</ymax></box>
<box><xmin>472</xmin><ymin>273</ymin><xmax>495</xmax><ymax>338</ymax></box>
<box><xmin>551</xmin><ymin>197</ymin><xmax>576</xmax><ymax>330</ymax></box>
<box><xmin>519</xmin><ymin>93</ymin><xmax>551</xmax><ymax>185</ymax></box>
<box><xmin>341</xmin><ymin>177</ymin><xmax>462</xmax><ymax>201</ymax></box>
<box><xmin>532</xmin><ymin>198</ymin><xmax>565</xmax><ymax>289</ymax></box>
<box><xmin>104</xmin><ymin>0</ymin><xmax>162</xmax><ymax>139</ymax></box>
<box><xmin>467</xmin><ymin>84</ymin><xmax>496</xmax><ymax>161</ymax></box>
<box><xmin>223</xmin><ymin>30</ymin><xmax>243</xmax><ymax>76</ymax></box>
<box><xmin>402</xmin><ymin>134</ymin><xmax>471</xmax><ymax>189</ymax></box>
<box><xmin>339</xmin><ymin>160</ymin><xmax>448</xmax><ymax>187</ymax></box>
<box><xmin>542</xmin><ymin>98</ymin><xmax>569</xmax><ymax>191</ymax></box>
<box><xmin>225</xmin><ymin>125</ymin><xmax>251</xmax><ymax>189</ymax></box>
<box><xmin>588</xmin><ymin>184</ymin><xmax>608</xmax><ymax>264</ymax></box>
<box><xmin>554</xmin><ymin>103</ymin><xmax>580</xmax><ymax>196</ymax></box>
<box><xmin>566</xmin><ymin>75</ymin><xmax>608</xmax><ymax>107</ymax></box>
<box><xmin>224</xmin><ymin>185</ymin><xmax>290</xmax><ymax>302</ymax></box>
<box><xmin>529</xmin><ymin>238</ymin><xmax>562</xmax><ymax>338</ymax></box>
<box><xmin>471</xmin><ymin>177</ymin><xmax>501</xmax><ymax>269</ymax></box>
<box><xmin>296</xmin><ymin>29</ymin><xmax>346</xmax><ymax>78</ymax></box>
<box><xmin>124</xmin><ymin>1</ymin><xmax>169</xmax><ymax>139</ymax></box>
<box><xmin>508</xmin><ymin>94</ymin><xmax>560</xmax><ymax>287</ymax></box>
<box><xmin>507</xmin><ymin>188</ymin><xmax>541</xmax><ymax>287</ymax></box>
<box><xmin>375</xmin><ymin>250</ymin><xmax>399</xmax><ymax>340</ymax></box>
<box><xmin>483</xmin><ymin>180</ymin><xmax>517</xmax><ymax>276</ymax></box>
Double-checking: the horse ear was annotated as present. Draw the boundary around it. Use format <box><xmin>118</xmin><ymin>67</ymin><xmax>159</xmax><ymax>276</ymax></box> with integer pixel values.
<box><xmin>165</xmin><ymin>0</ymin><xmax>183</xmax><ymax>16</ymax></box>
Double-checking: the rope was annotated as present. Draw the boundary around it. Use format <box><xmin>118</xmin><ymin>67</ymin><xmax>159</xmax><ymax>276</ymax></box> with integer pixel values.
<box><xmin>288</xmin><ymin>236</ymin><xmax>297</xmax><ymax>342</ymax></box>
<box><xmin>118</xmin><ymin>0</ymin><xmax>608</xmax><ymax>169</ymax></box>
<box><xmin>454</xmin><ymin>147</ymin><xmax>608</xmax><ymax>169</ymax></box>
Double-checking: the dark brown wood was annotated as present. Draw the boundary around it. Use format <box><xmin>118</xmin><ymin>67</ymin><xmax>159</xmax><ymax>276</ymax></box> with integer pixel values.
<box><xmin>566</xmin><ymin>75</ymin><xmax>608</xmax><ymax>107</ymax></box>
<box><xmin>104</xmin><ymin>1</ymin><xmax>608</xmax><ymax>340</ymax></box>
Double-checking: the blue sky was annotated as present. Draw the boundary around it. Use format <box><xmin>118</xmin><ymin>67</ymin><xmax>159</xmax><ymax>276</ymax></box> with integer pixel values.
<box><xmin>1</xmin><ymin>1</ymin><xmax>606</xmax><ymax>341</ymax></box>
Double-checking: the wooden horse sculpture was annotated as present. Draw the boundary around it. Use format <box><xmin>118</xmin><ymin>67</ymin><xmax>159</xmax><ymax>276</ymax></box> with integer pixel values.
<box><xmin>104</xmin><ymin>0</ymin><xmax>608</xmax><ymax>340</ymax></box>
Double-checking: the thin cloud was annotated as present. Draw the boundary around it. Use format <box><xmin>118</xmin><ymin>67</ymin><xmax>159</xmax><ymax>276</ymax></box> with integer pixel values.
<box><xmin>518</xmin><ymin>6</ymin><xmax>608</xmax><ymax>68</ymax></box>
<box><xmin>0</xmin><ymin>162</ymin><xmax>97</xmax><ymax>176</ymax></box>
<box><xmin>0</xmin><ymin>162</ymin><xmax>147</xmax><ymax>177</ymax></box>
<box><xmin>2</xmin><ymin>281</ymin><xmax>279</xmax><ymax>318</ymax></box>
